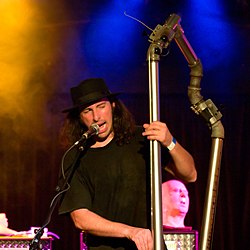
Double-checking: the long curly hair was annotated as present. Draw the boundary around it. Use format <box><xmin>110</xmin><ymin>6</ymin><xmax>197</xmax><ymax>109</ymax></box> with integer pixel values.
<box><xmin>59</xmin><ymin>97</ymin><xmax>136</xmax><ymax>149</ymax></box>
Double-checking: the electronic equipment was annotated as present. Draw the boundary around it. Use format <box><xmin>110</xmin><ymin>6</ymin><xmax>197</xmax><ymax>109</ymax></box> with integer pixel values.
<box><xmin>163</xmin><ymin>229</ymin><xmax>198</xmax><ymax>250</ymax></box>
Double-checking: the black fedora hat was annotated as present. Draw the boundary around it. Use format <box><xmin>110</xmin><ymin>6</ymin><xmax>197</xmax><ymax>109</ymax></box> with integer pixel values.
<box><xmin>62</xmin><ymin>78</ymin><xmax>120</xmax><ymax>113</ymax></box>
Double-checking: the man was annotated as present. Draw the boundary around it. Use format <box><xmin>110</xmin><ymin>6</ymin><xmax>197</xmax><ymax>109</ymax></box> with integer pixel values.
<box><xmin>162</xmin><ymin>180</ymin><xmax>190</xmax><ymax>228</ymax></box>
<box><xmin>58</xmin><ymin>78</ymin><xmax>197</xmax><ymax>250</ymax></box>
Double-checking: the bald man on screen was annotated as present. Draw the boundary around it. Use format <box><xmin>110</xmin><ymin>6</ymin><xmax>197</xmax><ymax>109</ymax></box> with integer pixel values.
<box><xmin>162</xmin><ymin>180</ymin><xmax>190</xmax><ymax>228</ymax></box>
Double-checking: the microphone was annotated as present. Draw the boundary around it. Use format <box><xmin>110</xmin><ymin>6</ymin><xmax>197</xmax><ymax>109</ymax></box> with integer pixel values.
<box><xmin>81</xmin><ymin>123</ymin><xmax>100</xmax><ymax>139</ymax></box>
<box><xmin>74</xmin><ymin>123</ymin><xmax>99</xmax><ymax>146</ymax></box>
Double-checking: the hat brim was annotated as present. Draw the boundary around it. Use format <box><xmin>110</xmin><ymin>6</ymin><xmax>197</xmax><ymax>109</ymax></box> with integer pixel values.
<box><xmin>62</xmin><ymin>92</ymin><xmax>120</xmax><ymax>113</ymax></box>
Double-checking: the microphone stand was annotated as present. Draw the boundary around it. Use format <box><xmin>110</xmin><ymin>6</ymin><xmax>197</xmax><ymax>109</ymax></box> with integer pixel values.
<box><xmin>29</xmin><ymin>137</ymin><xmax>88</xmax><ymax>250</ymax></box>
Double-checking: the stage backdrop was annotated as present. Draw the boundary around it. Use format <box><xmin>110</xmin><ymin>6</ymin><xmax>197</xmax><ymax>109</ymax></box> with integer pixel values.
<box><xmin>0</xmin><ymin>0</ymin><xmax>249</xmax><ymax>249</ymax></box>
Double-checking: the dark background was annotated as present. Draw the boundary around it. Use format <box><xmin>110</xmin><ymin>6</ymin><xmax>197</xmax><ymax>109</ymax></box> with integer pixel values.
<box><xmin>0</xmin><ymin>0</ymin><xmax>249</xmax><ymax>249</ymax></box>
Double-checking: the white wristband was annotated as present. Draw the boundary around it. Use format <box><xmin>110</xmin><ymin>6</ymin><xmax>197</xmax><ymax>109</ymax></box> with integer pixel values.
<box><xmin>167</xmin><ymin>137</ymin><xmax>176</xmax><ymax>151</ymax></box>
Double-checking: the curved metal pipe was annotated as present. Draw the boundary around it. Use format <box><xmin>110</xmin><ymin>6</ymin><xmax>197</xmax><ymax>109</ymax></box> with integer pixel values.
<box><xmin>172</xmin><ymin>15</ymin><xmax>225</xmax><ymax>249</ymax></box>
<box><xmin>146</xmin><ymin>13</ymin><xmax>225</xmax><ymax>249</ymax></box>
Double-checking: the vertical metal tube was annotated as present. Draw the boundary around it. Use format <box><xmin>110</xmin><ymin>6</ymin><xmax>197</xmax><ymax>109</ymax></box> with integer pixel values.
<box><xmin>199</xmin><ymin>138</ymin><xmax>223</xmax><ymax>250</ymax></box>
<box><xmin>148</xmin><ymin>59</ymin><xmax>164</xmax><ymax>250</ymax></box>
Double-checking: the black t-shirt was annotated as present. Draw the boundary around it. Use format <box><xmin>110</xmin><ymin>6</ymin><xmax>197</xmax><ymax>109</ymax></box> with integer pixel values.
<box><xmin>58</xmin><ymin>126</ymin><xmax>169</xmax><ymax>249</ymax></box>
